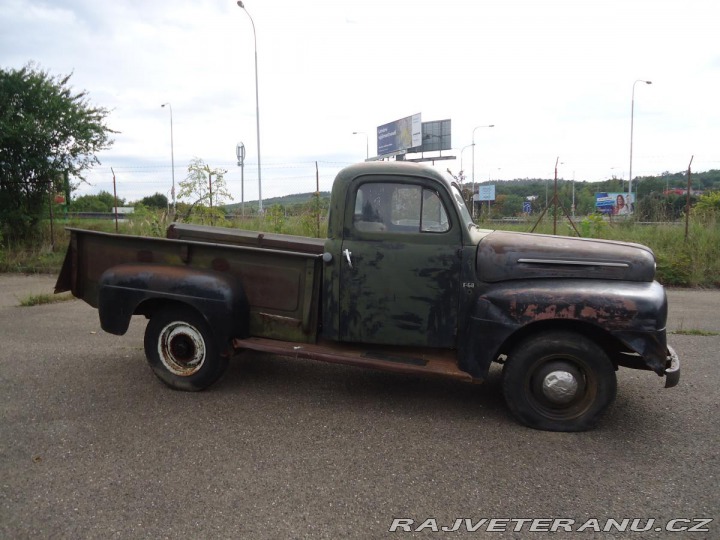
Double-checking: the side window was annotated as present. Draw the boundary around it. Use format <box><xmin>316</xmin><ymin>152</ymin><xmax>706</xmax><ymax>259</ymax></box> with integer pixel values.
<box><xmin>420</xmin><ymin>189</ymin><xmax>450</xmax><ymax>232</ymax></box>
<box><xmin>354</xmin><ymin>184</ymin><xmax>389</xmax><ymax>232</ymax></box>
<box><xmin>353</xmin><ymin>182</ymin><xmax>450</xmax><ymax>234</ymax></box>
<box><xmin>390</xmin><ymin>186</ymin><xmax>422</xmax><ymax>228</ymax></box>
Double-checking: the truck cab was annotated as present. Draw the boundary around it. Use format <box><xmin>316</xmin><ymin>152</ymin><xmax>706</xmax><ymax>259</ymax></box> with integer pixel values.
<box><xmin>322</xmin><ymin>162</ymin><xmax>479</xmax><ymax>348</ymax></box>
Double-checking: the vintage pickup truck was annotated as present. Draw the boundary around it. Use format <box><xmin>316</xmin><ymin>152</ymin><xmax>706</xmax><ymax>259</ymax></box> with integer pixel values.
<box><xmin>55</xmin><ymin>161</ymin><xmax>679</xmax><ymax>431</ymax></box>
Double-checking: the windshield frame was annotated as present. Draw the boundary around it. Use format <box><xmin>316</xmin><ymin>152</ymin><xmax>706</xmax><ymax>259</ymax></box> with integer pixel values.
<box><xmin>450</xmin><ymin>185</ymin><xmax>475</xmax><ymax>231</ymax></box>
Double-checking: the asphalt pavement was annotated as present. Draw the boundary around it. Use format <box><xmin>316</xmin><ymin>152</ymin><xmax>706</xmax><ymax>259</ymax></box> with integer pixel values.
<box><xmin>0</xmin><ymin>274</ymin><xmax>718</xmax><ymax>539</ymax></box>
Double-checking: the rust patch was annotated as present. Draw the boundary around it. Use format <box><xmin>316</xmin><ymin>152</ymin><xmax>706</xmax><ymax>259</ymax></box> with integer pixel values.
<box><xmin>258</xmin><ymin>312</ymin><xmax>302</xmax><ymax>327</ymax></box>
<box><xmin>212</xmin><ymin>258</ymin><xmax>230</xmax><ymax>272</ymax></box>
<box><xmin>180</xmin><ymin>245</ymin><xmax>190</xmax><ymax>263</ymax></box>
<box><xmin>520</xmin><ymin>303</ymin><xmax>578</xmax><ymax>320</ymax></box>
<box><xmin>137</xmin><ymin>250</ymin><xmax>154</xmax><ymax>263</ymax></box>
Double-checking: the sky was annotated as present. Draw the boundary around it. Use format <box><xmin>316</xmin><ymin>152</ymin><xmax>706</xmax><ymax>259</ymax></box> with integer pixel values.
<box><xmin>1</xmin><ymin>0</ymin><xmax>719</xmax><ymax>204</ymax></box>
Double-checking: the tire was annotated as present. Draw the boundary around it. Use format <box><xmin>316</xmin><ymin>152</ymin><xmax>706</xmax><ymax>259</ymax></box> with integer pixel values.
<box><xmin>143</xmin><ymin>306</ymin><xmax>228</xmax><ymax>391</ymax></box>
<box><xmin>502</xmin><ymin>331</ymin><xmax>617</xmax><ymax>431</ymax></box>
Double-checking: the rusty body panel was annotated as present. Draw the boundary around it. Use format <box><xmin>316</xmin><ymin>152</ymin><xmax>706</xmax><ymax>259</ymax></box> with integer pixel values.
<box><xmin>97</xmin><ymin>264</ymin><xmax>247</xmax><ymax>344</ymax></box>
<box><xmin>232</xmin><ymin>337</ymin><xmax>474</xmax><ymax>382</ymax></box>
<box><xmin>459</xmin><ymin>279</ymin><xmax>670</xmax><ymax>379</ymax></box>
<box><xmin>477</xmin><ymin>230</ymin><xmax>656</xmax><ymax>282</ymax></box>
<box><xmin>56</xmin><ymin>228</ymin><xmax>322</xmax><ymax>343</ymax></box>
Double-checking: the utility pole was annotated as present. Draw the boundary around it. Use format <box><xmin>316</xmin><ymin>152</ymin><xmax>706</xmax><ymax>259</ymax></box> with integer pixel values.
<box><xmin>685</xmin><ymin>155</ymin><xmax>693</xmax><ymax>240</ymax></box>
<box><xmin>112</xmin><ymin>167</ymin><xmax>119</xmax><ymax>233</ymax></box>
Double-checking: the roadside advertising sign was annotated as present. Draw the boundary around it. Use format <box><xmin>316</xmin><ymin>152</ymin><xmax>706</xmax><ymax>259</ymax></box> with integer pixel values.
<box><xmin>377</xmin><ymin>113</ymin><xmax>422</xmax><ymax>156</ymax></box>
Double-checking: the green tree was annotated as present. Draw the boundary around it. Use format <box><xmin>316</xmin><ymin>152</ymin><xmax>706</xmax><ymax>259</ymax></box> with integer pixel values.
<box><xmin>694</xmin><ymin>191</ymin><xmax>720</xmax><ymax>221</ymax></box>
<box><xmin>139</xmin><ymin>192</ymin><xmax>169</xmax><ymax>210</ymax></box>
<box><xmin>71</xmin><ymin>190</ymin><xmax>124</xmax><ymax>212</ymax></box>
<box><xmin>0</xmin><ymin>64</ymin><xmax>115</xmax><ymax>242</ymax></box>
<box><xmin>267</xmin><ymin>204</ymin><xmax>286</xmax><ymax>233</ymax></box>
<box><xmin>177</xmin><ymin>157</ymin><xmax>232</xmax><ymax>223</ymax></box>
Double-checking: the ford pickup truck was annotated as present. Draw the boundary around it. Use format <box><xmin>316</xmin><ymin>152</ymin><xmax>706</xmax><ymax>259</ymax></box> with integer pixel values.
<box><xmin>55</xmin><ymin>161</ymin><xmax>679</xmax><ymax>431</ymax></box>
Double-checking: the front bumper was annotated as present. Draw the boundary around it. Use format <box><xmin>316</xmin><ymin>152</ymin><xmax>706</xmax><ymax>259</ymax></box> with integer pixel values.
<box><xmin>664</xmin><ymin>345</ymin><xmax>680</xmax><ymax>388</ymax></box>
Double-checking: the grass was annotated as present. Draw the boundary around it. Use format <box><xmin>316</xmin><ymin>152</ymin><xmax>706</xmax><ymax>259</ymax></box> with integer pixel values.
<box><xmin>2</xmin><ymin>210</ymin><xmax>720</xmax><ymax>288</ymax></box>
<box><xmin>671</xmin><ymin>329</ymin><xmax>719</xmax><ymax>336</ymax></box>
<box><xmin>496</xmin><ymin>214</ymin><xmax>720</xmax><ymax>288</ymax></box>
<box><xmin>17</xmin><ymin>292</ymin><xmax>75</xmax><ymax>307</ymax></box>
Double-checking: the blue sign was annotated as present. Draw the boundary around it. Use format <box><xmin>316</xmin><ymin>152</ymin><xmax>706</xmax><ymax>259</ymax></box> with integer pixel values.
<box><xmin>475</xmin><ymin>185</ymin><xmax>496</xmax><ymax>202</ymax></box>
<box><xmin>523</xmin><ymin>201</ymin><xmax>532</xmax><ymax>214</ymax></box>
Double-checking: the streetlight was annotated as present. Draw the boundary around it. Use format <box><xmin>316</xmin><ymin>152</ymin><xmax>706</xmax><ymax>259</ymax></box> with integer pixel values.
<box><xmin>629</xmin><ymin>79</ymin><xmax>652</xmax><ymax>211</ymax></box>
<box><xmin>459</xmin><ymin>144</ymin><xmax>473</xmax><ymax>182</ymax></box>
<box><xmin>472</xmin><ymin>124</ymin><xmax>495</xmax><ymax>217</ymax></box>
<box><xmin>352</xmin><ymin>131</ymin><xmax>369</xmax><ymax>160</ymax></box>
<box><xmin>237</xmin><ymin>1</ymin><xmax>263</xmax><ymax>213</ymax></box>
<box><xmin>160</xmin><ymin>103</ymin><xmax>176</xmax><ymax>216</ymax></box>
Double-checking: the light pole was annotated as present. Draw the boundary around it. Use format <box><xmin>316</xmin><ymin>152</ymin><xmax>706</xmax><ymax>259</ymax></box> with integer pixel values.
<box><xmin>237</xmin><ymin>1</ymin><xmax>263</xmax><ymax>213</ymax></box>
<box><xmin>352</xmin><ymin>131</ymin><xmax>369</xmax><ymax>159</ymax></box>
<box><xmin>459</xmin><ymin>144</ymin><xmax>473</xmax><ymax>182</ymax></box>
<box><xmin>160</xmin><ymin>103</ymin><xmax>176</xmax><ymax>216</ymax></box>
<box><xmin>629</xmin><ymin>79</ymin><xmax>651</xmax><ymax>211</ymax></box>
<box><xmin>472</xmin><ymin>124</ymin><xmax>494</xmax><ymax>217</ymax></box>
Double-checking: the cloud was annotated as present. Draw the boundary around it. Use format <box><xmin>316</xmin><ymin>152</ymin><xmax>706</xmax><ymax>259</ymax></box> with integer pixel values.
<box><xmin>2</xmin><ymin>0</ymin><xmax>719</xmax><ymax>202</ymax></box>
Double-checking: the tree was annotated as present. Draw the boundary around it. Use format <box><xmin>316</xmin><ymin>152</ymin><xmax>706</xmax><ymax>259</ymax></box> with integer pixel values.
<box><xmin>139</xmin><ymin>192</ymin><xmax>169</xmax><ymax>210</ymax></box>
<box><xmin>497</xmin><ymin>194</ymin><xmax>525</xmax><ymax>216</ymax></box>
<box><xmin>177</xmin><ymin>158</ymin><xmax>232</xmax><ymax>223</ymax></box>
<box><xmin>72</xmin><ymin>191</ymin><xmax>125</xmax><ymax>212</ymax></box>
<box><xmin>0</xmin><ymin>64</ymin><xmax>115</xmax><ymax>242</ymax></box>
<box><xmin>694</xmin><ymin>191</ymin><xmax>720</xmax><ymax>221</ymax></box>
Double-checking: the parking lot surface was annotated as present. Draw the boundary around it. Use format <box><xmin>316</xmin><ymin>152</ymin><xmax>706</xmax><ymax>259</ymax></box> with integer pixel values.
<box><xmin>1</xmin><ymin>275</ymin><xmax>718</xmax><ymax>538</ymax></box>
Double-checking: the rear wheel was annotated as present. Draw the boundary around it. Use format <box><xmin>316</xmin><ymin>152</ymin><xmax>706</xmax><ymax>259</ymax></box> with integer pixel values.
<box><xmin>144</xmin><ymin>306</ymin><xmax>228</xmax><ymax>391</ymax></box>
<box><xmin>502</xmin><ymin>331</ymin><xmax>616</xmax><ymax>431</ymax></box>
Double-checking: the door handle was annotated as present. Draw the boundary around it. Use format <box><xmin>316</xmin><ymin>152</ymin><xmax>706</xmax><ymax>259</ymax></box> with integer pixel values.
<box><xmin>343</xmin><ymin>249</ymin><xmax>353</xmax><ymax>269</ymax></box>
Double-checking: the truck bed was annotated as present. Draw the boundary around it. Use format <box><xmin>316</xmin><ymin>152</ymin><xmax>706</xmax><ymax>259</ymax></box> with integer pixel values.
<box><xmin>55</xmin><ymin>227</ymin><xmax>324</xmax><ymax>343</ymax></box>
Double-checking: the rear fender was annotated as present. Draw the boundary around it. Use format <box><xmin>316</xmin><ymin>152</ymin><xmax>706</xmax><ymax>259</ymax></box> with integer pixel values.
<box><xmin>98</xmin><ymin>264</ymin><xmax>249</xmax><ymax>343</ymax></box>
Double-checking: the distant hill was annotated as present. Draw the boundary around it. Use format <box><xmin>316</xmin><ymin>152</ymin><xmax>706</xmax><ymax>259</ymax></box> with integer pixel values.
<box><xmin>222</xmin><ymin>169</ymin><xmax>720</xmax><ymax>214</ymax></box>
<box><xmin>225</xmin><ymin>191</ymin><xmax>331</xmax><ymax>211</ymax></box>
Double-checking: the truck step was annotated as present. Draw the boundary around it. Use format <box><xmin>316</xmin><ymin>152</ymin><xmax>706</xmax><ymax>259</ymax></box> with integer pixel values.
<box><xmin>232</xmin><ymin>337</ymin><xmax>477</xmax><ymax>383</ymax></box>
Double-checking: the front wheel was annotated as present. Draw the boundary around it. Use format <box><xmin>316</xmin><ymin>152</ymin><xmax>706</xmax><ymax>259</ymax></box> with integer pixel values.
<box><xmin>502</xmin><ymin>331</ymin><xmax>617</xmax><ymax>431</ymax></box>
<box><xmin>144</xmin><ymin>306</ymin><xmax>228</xmax><ymax>391</ymax></box>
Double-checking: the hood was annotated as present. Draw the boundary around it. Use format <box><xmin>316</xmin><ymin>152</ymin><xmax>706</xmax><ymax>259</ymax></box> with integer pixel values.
<box><xmin>476</xmin><ymin>231</ymin><xmax>656</xmax><ymax>283</ymax></box>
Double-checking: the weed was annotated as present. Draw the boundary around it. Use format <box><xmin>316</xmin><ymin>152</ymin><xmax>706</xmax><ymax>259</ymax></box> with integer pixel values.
<box><xmin>3</xmin><ymin>208</ymin><xmax>720</xmax><ymax>288</ymax></box>
<box><xmin>18</xmin><ymin>292</ymin><xmax>75</xmax><ymax>307</ymax></box>
<box><xmin>671</xmin><ymin>329</ymin><xmax>719</xmax><ymax>336</ymax></box>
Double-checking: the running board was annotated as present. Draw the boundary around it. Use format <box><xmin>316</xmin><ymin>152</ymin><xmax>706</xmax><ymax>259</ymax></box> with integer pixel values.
<box><xmin>232</xmin><ymin>337</ymin><xmax>477</xmax><ymax>383</ymax></box>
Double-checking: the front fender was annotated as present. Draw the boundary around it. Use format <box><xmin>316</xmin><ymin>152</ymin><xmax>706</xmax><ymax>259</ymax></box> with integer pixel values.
<box><xmin>458</xmin><ymin>279</ymin><xmax>670</xmax><ymax>378</ymax></box>
<box><xmin>98</xmin><ymin>264</ymin><xmax>249</xmax><ymax>342</ymax></box>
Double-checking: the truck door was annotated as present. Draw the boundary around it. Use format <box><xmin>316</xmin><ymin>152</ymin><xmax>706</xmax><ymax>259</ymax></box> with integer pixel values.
<box><xmin>338</xmin><ymin>178</ymin><xmax>462</xmax><ymax>348</ymax></box>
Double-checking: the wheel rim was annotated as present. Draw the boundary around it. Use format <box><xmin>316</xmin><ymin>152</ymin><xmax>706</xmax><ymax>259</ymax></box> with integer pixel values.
<box><xmin>157</xmin><ymin>321</ymin><xmax>206</xmax><ymax>377</ymax></box>
<box><xmin>526</xmin><ymin>357</ymin><xmax>596</xmax><ymax>421</ymax></box>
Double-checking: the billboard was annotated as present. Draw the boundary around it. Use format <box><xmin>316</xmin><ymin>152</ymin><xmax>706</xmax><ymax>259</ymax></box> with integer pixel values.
<box><xmin>407</xmin><ymin>119</ymin><xmax>452</xmax><ymax>153</ymax></box>
<box><xmin>595</xmin><ymin>192</ymin><xmax>634</xmax><ymax>215</ymax></box>
<box><xmin>377</xmin><ymin>113</ymin><xmax>422</xmax><ymax>156</ymax></box>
